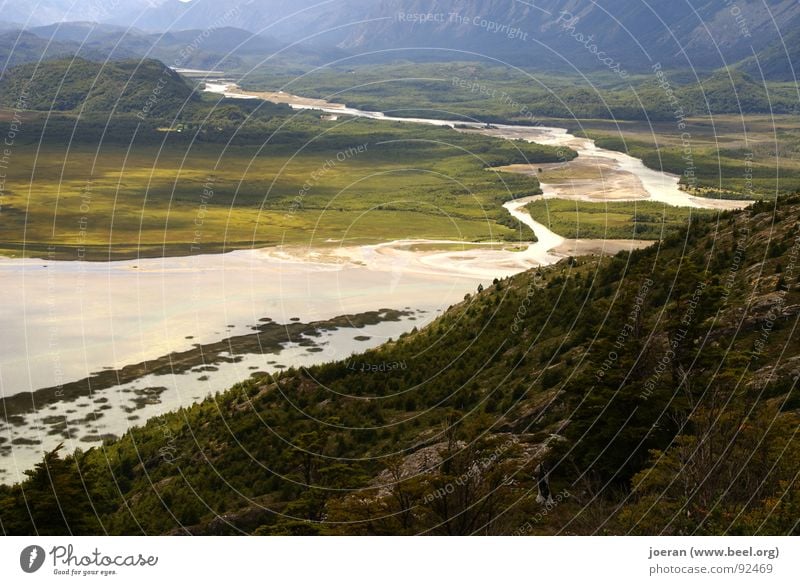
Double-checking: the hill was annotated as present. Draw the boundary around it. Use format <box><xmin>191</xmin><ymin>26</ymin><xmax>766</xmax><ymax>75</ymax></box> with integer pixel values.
<box><xmin>1</xmin><ymin>196</ymin><xmax>798</xmax><ymax>535</ymax></box>
<box><xmin>0</xmin><ymin>57</ymin><xmax>197</xmax><ymax>114</ymax></box>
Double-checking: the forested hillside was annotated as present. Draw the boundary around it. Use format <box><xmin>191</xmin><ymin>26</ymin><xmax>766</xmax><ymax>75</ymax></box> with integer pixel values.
<box><xmin>2</xmin><ymin>196</ymin><xmax>798</xmax><ymax>535</ymax></box>
<box><xmin>0</xmin><ymin>58</ymin><xmax>197</xmax><ymax>114</ymax></box>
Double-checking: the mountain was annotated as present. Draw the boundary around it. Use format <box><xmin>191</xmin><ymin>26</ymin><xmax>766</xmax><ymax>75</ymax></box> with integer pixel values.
<box><xmin>0</xmin><ymin>0</ymin><xmax>157</xmax><ymax>27</ymax></box>
<box><xmin>0</xmin><ymin>21</ymin><xmax>24</xmax><ymax>31</ymax></box>
<box><xmin>4</xmin><ymin>2</ymin><xmax>799</xmax><ymax>78</ymax></box>
<box><xmin>1</xmin><ymin>20</ymin><xmax>329</xmax><ymax>72</ymax></box>
<box><xmin>27</xmin><ymin>21</ymin><xmax>139</xmax><ymax>43</ymax></box>
<box><xmin>2</xmin><ymin>196</ymin><xmax>798</xmax><ymax>535</ymax></box>
<box><xmin>736</xmin><ymin>27</ymin><xmax>800</xmax><ymax>81</ymax></box>
<box><xmin>92</xmin><ymin>0</ymin><xmax>800</xmax><ymax>74</ymax></box>
<box><xmin>310</xmin><ymin>0</ymin><xmax>800</xmax><ymax>74</ymax></box>
<box><xmin>26</xmin><ymin>21</ymin><xmax>283</xmax><ymax>59</ymax></box>
<box><xmin>0</xmin><ymin>30</ymin><xmax>115</xmax><ymax>69</ymax></box>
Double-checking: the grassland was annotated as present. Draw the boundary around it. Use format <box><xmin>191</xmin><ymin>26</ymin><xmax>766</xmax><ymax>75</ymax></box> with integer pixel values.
<box><xmin>5</xmin><ymin>59</ymin><xmax>797</xmax><ymax>262</ymax></box>
<box><xmin>0</xmin><ymin>112</ymin><xmax>566</xmax><ymax>260</ymax></box>
<box><xmin>525</xmin><ymin>199</ymin><xmax>710</xmax><ymax>240</ymax></box>
<box><xmin>571</xmin><ymin>115</ymin><xmax>800</xmax><ymax>198</ymax></box>
<box><xmin>240</xmin><ymin>63</ymin><xmax>800</xmax><ymax>200</ymax></box>
<box><xmin>241</xmin><ymin>62</ymin><xmax>799</xmax><ymax>122</ymax></box>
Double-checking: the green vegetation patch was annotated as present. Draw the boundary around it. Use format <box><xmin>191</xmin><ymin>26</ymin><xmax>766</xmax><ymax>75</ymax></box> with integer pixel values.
<box><xmin>0</xmin><ymin>58</ymin><xmax>197</xmax><ymax>115</ymax></box>
<box><xmin>526</xmin><ymin>198</ymin><xmax>708</xmax><ymax>239</ymax></box>
<box><xmin>242</xmin><ymin>62</ymin><xmax>799</xmax><ymax>123</ymax></box>
<box><xmin>0</xmin><ymin>115</ymin><xmax>572</xmax><ymax>259</ymax></box>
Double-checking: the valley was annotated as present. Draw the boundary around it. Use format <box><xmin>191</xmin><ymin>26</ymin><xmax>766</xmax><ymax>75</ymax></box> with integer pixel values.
<box><xmin>0</xmin><ymin>80</ymin><xmax>753</xmax><ymax>482</ymax></box>
<box><xmin>0</xmin><ymin>3</ymin><xmax>798</xmax><ymax>541</ymax></box>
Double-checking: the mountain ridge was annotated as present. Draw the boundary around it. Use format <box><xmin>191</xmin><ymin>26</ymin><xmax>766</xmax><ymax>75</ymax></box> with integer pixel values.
<box><xmin>1</xmin><ymin>1</ymin><xmax>799</xmax><ymax>77</ymax></box>
<box><xmin>90</xmin><ymin>0</ymin><xmax>800</xmax><ymax>77</ymax></box>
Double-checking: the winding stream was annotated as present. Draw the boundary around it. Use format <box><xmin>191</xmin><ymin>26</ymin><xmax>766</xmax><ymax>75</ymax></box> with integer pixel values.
<box><xmin>0</xmin><ymin>82</ymin><xmax>752</xmax><ymax>481</ymax></box>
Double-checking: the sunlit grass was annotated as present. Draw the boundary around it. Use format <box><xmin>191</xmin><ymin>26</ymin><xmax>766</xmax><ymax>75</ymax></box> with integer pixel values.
<box><xmin>526</xmin><ymin>198</ymin><xmax>711</xmax><ymax>240</ymax></box>
<box><xmin>1</xmin><ymin>124</ymin><xmax>546</xmax><ymax>259</ymax></box>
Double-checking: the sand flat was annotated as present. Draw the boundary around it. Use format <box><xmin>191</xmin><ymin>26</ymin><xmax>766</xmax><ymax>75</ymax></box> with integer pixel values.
<box><xmin>205</xmin><ymin>82</ymin><xmax>347</xmax><ymax>109</ymax></box>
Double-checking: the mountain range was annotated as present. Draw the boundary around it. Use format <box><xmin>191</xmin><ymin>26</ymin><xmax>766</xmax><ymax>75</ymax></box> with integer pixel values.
<box><xmin>1</xmin><ymin>0</ymin><xmax>798</xmax><ymax>77</ymax></box>
<box><xmin>0</xmin><ymin>21</ymin><xmax>330</xmax><ymax>73</ymax></box>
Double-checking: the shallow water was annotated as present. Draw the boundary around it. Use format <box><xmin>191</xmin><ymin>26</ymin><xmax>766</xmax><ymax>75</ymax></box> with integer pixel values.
<box><xmin>0</xmin><ymin>246</ymin><xmax>488</xmax><ymax>481</ymax></box>
<box><xmin>0</xmin><ymin>84</ymin><xmax>752</xmax><ymax>480</ymax></box>
<box><xmin>0</xmin><ymin>251</ymin><xmax>478</xmax><ymax>395</ymax></box>
<box><xmin>0</xmin><ymin>315</ymin><xmax>431</xmax><ymax>483</ymax></box>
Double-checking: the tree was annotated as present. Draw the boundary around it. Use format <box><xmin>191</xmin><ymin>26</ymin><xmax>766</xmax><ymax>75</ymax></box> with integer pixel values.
<box><xmin>616</xmin><ymin>402</ymin><xmax>800</xmax><ymax>535</ymax></box>
<box><xmin>1</xmin><ymin>445</ymin><xmax>101</xmax><ymax>535</ymax></box>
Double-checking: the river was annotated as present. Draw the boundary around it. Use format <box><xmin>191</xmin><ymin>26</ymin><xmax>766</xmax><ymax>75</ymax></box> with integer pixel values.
<box><xmin>0</xmin><ymin>82</ymin><xmax>751</xmax><ymax>482</ymax></box>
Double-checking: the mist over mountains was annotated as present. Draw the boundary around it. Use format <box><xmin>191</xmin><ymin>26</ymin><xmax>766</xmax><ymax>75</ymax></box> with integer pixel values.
<box><xmin>1</xmin><ymin>0</ymin><xmax>798</xmax><ymax>77</ymax></box>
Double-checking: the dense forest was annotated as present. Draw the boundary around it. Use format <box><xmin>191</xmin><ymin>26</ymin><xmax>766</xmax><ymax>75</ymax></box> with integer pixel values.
<box><xmin>0</xmin><ymin>58</ymin><xmax>197</xmax><ymax>114</ymax></box>
<box><xmin>2</xmin><ymin>195</ymin><xmax>798</xmax><ymax>535</ymax></box>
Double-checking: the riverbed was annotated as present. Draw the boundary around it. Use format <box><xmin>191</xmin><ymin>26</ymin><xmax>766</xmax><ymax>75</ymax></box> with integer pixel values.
<box><xmin>0</xmin><ymin>82</ymin><xmax>752</xmax><ymax>481</ymax></box>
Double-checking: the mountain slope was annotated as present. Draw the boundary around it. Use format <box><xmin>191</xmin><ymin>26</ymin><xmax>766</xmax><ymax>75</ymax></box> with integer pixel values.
<box><xmin>0</xmin><ymin>0</ymin><xmax>156</xmax><ymax>27</ymax></box>
<box><xmin>1</xmin><ymin>21</ymin><xmax>326</xmax><ymax>73</ymax></box>
<box><xmin>0</xmin><ymin>30</ymin><xmax>116</xmax><ymax>69</ymax></box>
<box><xmin>1</xmin><ymin>196</ymin><xmax>798</xmax><ymax>535</ymax></box>
<box><xmin>0</xmin><ymin>57</ymin><xmax>197</xmax><ymax>113</ymax></box>
<box><xmin>737</xmin><ymin>27</ymin><xmax>800</xmax><ymax>81</ymax></box>
<box><xmin>98</xmin><ymin>0</ymin><xmax>800</xmax><ymax>74</ymax></box>
<box><xmin>5</xmin><ymin>2</ymin><xmax>799</xmax><ymax>78</ymax></box>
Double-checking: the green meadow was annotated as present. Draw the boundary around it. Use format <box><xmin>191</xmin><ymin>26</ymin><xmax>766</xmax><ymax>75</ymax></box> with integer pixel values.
<box><xmin>564</xmin><ymin>115</ymin><xmax>800</xmax><ymax>198</ymax></box>
<box><xmin>526</xmin><ymin>199</ymin><xmax>710</xmax><ymax>240</ymax></box>
<box><xmin>242</xmin><ymin>63</ymin><xmax>800</xmax><ymax>200</ymax></box>
<box><xmin>0</xmin><ymin>114</ymin><xmax>566</xmax><ymax>260</ymax></box>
